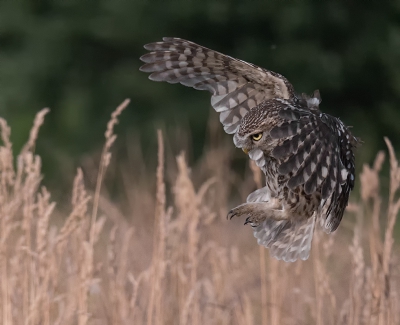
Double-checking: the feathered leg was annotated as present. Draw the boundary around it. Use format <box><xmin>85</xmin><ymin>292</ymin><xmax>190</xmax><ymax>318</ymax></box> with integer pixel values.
<box><xmin>227</xmin><ymin>200</ymin><xmax>288</xmax><ymax>225</ymax></box>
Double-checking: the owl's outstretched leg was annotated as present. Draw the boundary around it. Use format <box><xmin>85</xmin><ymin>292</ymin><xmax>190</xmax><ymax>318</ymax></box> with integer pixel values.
<box><xmin>227</xmin><ymin>200</ymin><xmax>288</xmax><ymax>225</ymax></box>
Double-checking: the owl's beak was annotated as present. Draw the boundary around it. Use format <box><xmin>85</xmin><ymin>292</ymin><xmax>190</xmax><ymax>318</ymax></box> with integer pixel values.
<box><xmin>242</xmin><ymin>148</ymin><xmax>249</xmax><ymax>155</ymax></box>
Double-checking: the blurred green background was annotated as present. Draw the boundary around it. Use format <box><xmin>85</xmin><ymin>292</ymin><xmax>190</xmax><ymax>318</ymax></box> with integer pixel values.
<box><xmin>1</xmin><ymin>0</ymin><xmax>400</xmax><ymax>190</ymax></box>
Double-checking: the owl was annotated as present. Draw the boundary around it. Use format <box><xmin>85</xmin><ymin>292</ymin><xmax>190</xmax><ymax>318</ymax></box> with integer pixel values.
<box><xmin>140</xmin><ymin>37</ymin><xmax>359</xmax><ymax>262</ymax></box>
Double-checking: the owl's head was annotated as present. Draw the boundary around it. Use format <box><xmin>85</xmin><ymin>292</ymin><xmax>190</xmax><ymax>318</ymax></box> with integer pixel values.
<box><xmin>233</xmin><ymin>103</ymin><xmax>277</xmax><ymax>158</ymax></box>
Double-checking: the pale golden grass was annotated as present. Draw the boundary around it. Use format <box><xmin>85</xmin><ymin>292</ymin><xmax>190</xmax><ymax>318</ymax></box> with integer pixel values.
<box><xmin>0</xmin><ymin>102</ymin><xmax>399</xmax><ymax>324</ymax></box>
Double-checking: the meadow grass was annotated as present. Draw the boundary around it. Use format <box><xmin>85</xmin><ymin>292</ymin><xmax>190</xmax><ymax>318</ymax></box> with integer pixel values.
<box><xmin>0</xmin><ymin>101</ymin><xmax>398</xmax><ymax>325</ymax></box>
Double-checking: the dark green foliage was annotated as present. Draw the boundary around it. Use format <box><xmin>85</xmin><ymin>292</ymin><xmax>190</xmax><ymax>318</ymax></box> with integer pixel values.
<box><xmin>0</xmin><ymin>0</ymin><xmax>399</xmax><ymax>186</ymax></box>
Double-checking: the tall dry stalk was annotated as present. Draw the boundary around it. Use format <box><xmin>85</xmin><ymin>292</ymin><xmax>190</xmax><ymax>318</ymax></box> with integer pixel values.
<box><xmin>360</xmin><ymin>150</ymin><xmax>385</xmax><ymax>324</ymax></box>
<box><xmin>250</xmin><ymin>160</ymin><xmax>268</xmax><ymax>325</ymax></box>
<box><xmin>0</xmin><ymin>102</ymin><xmax>399</xmax><ymax>325</ymax></box>
<box><xmin>0</xmin><ymin>117</ymin><xmax>13</xmax><ymax>325</ymax></box>
<box><xmin>379</xmin><ymin>138</ymin><xmax>400</xmax><ymax>325</ymax></box>
<box><xmin>147</xmin><ymin>130</ymin><xmax>168</xmax><ymax>325</ymax></box>
<box><xmin>174</xmin><ymin>153</ymin><xmax>201</xmax><ymax>325</ymax></box>
<box><xmin>91</xmin><ymin>99</ymin><xmax>130</xmax><ymax>244</ymax></box>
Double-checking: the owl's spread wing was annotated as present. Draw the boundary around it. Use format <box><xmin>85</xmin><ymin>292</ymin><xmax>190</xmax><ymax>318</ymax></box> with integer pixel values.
<box><xmin>140</xmin><ymin>37</ymin><xmax>295</xmax><ymax>134</ymax></box>
<box><xmin>270</xmin><ymin>101</ymin><xmax>357</xmax><ymax>232</ymax></box>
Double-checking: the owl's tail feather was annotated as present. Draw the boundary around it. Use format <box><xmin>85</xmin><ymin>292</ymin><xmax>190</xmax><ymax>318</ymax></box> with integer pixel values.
<box><xmin>252</xmin><ymin>215</ymin><xmax>316</xmax><ymax>262</ymax></box>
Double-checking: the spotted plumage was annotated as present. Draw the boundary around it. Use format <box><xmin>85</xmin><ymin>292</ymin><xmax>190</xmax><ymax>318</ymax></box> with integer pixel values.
<box><xmin>140</xmin><ymin>37</ymin><xmax>359</xmax><ymax>262</ymax></box>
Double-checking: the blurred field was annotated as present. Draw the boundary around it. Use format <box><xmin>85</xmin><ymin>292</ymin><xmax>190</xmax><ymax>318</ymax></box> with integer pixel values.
<box><xmin>0</xmin><ymin>101</ymin><xmax>399</xmax><ymax>325</ymax></box>
<box><xmin>2</xmin><ymin>1</ymin><xmax>400</xmax><ymax>183</ymax></box>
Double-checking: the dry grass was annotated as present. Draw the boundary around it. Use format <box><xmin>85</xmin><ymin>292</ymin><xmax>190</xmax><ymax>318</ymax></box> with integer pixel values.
<box><xmin>0</xmin><ymin>101</ymin><xmax>399</xmax><ymax>325</ymax></box>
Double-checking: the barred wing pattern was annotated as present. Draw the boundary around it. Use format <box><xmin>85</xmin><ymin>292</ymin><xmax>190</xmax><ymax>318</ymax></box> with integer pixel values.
<box><xmin>253</xmin><ymin>217</ymin><xmax>316</xmax><ymax>262</ymax></box>
<box><xmin>270</xmin><ymin>99</ymin><xmax>357</xmax><ymax>233</ymax></box>
<box><xmin>140</xmin><ymin>37</ymin><xmax>295</xmax><ymax>134</ymax></box>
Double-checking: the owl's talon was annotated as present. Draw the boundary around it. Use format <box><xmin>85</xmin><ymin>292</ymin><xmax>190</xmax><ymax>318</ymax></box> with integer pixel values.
<box><xmin>244</xmin><ymin>216</ymin><xmax>259</xmax><ymax>226</ymax></box>
<box><xmin>227</xmin><ymin>210</ymin><xmax>237</xmax><ymax>220</ymax></box>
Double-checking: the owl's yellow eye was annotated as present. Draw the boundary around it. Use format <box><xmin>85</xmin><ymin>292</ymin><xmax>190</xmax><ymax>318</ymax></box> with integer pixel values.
<box><xmin>251</xmin><ymin>133</ymin><xmax>262</xmax><ymax>141</ymax></box>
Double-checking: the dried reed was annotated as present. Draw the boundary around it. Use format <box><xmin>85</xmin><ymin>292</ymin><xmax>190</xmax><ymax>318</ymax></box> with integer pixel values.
<box><xmin>0</xmin><ymin>103</ymin><xmax>398</xmax><ymax>325</ymax></box>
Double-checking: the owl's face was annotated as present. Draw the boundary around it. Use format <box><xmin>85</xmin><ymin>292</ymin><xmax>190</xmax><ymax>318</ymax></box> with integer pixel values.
<box><xmin>233</xmin><ymin>105</ymin><xmax>275</xmax><ymax>156</ymax></box>
<box><xmin>233</xmin><ymin>127</ymin><xmax>268</xmax><ymax>154</ymax></box>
